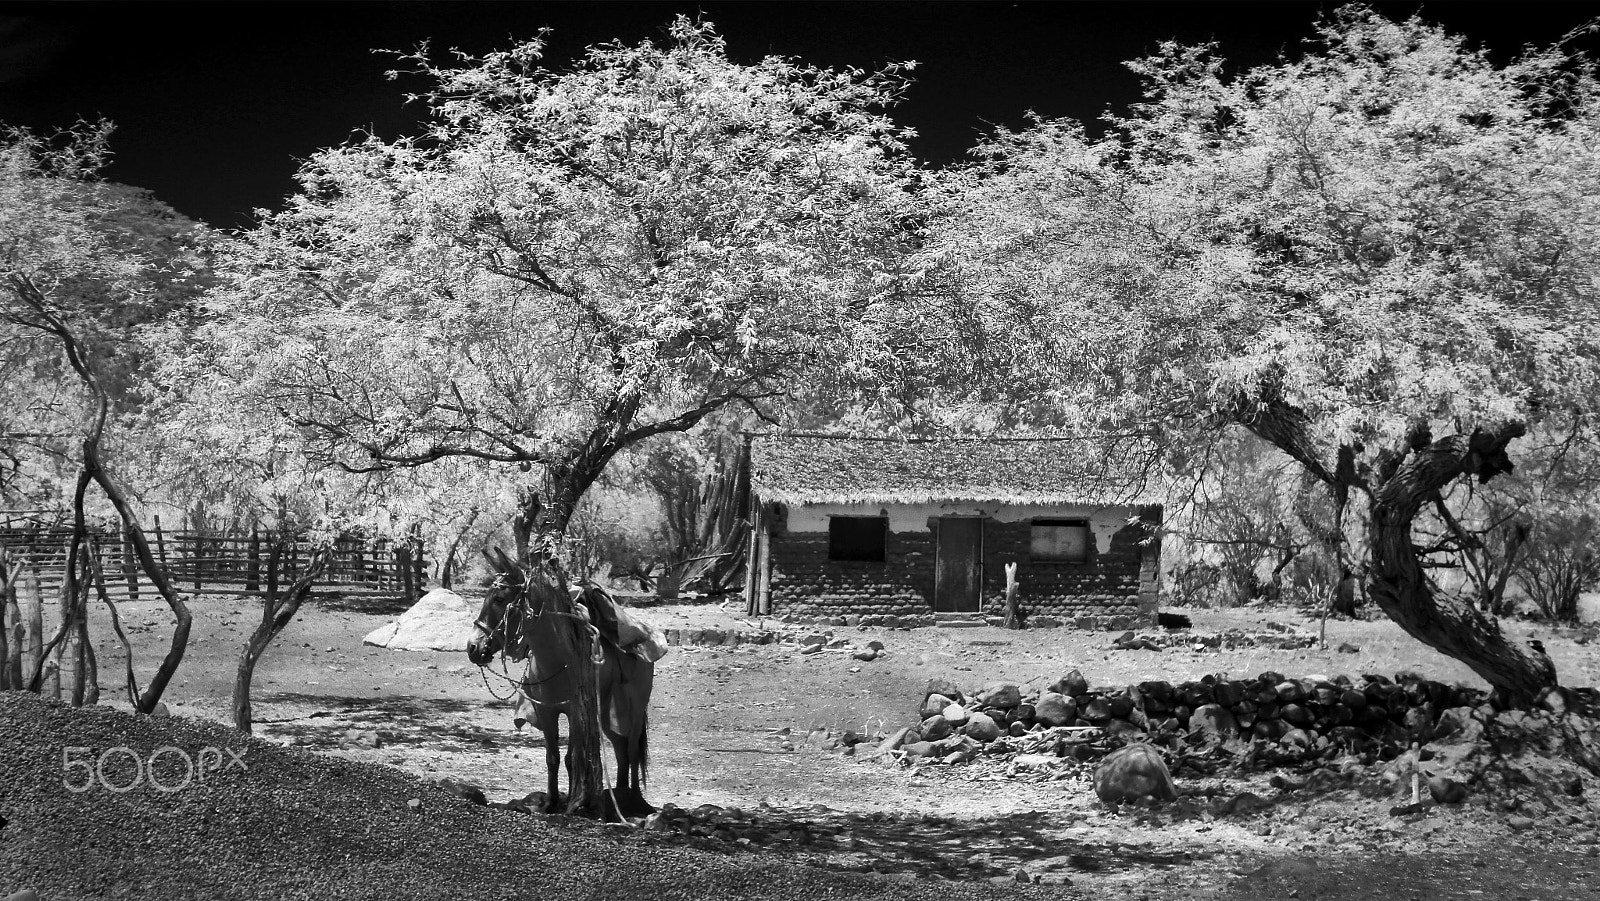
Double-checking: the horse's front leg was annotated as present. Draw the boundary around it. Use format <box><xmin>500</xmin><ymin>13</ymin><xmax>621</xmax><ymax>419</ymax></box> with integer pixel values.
<box><xmin>539</xmin><ymin>710</ymin><xmax>563</xmax><ymax>813</ymax></box>
<box><xmin>564</xmin><ymin>743</ymin><xmax>575</xmax><ymax>811</ymax></box>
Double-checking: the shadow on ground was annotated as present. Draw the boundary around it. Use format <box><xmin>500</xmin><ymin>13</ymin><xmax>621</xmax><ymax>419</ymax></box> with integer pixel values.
<box><xmin>1227</xmin><ymin>849</ymin><xmax>1600</xmax><ymax>901</ymax></box>
<box><xmin>254</xmin><ymin>692</ymin><xmax>510</xmax><ymax>750</ymax></box>
<box><xmin>307</xmin><ymin>593</ymin><xmax>416</xmax><ymax>615</ymax></box>
<box><xmin>636</xmin><ymin>804</ymin><xmax>1204</xmax><ymax>884</ymax></box>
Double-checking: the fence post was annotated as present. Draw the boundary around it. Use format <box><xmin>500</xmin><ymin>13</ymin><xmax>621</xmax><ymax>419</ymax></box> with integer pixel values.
<box><xmin>61</xmin><ymin>571</ymin><xmax>83</xmax><ymax>706</ymax></box>
<box><xmin>24</xmin><ymin>567</ymin><xmax>43</xmax><ymax>691</ymax></box>
<box><xmin>122</xmin><ymin>525</ymin><xmax>140</xmax><ymax>602</ymax></box>
<box><xmin>406</xmin><ymin>528</ymin><xmax>419</xmax><ymax>598</ymax></box>
<box><xmin>0</xmin><ymin>546</ymin><xmax>10</xmax><ymax>691</ymax></box>
<box><xmin>247</xmin><ymin>525</ymin><xmax>261</xmax><ymax>592</ymax></box>
<box><xmin>153</xmin><ymin>514</ymin><xmax>169</xmax><ymax>566</ymax></box>
<box><xmin>4</xmin><ymin>560</ymin><xmax>20</xmax><ymax>691</ymax></box>
<box><xmin>756</xmin><ymin>515</ymin><xmax>772</xmax><ymax>616</ymax></box>
<box><xmin>352</xmin><ymin>537</ymin><xmax>366</xmax><ymax>587</ymax></box>
<box><xmin>396</xmin><ymin>544</ymin><xmax>415</xmax><ymax>601</ymax></box>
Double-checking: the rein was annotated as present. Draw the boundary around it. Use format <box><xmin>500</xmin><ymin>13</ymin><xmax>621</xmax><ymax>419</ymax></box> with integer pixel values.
<box><xmin>476</xmin><ymin>652</ymin><xmax>525</xmax><ymax>702</ymax></box>
<box><xmin>475</xmin><ymin>578</ymin><xmax>599</xmax><ymax>703</ymax></box>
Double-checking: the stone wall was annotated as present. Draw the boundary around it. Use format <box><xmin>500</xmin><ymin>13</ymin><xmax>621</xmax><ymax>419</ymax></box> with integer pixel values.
<box><xmin>896</xmin><ymin>669</ymin><xmax>1499</xmax><ymax>771</ymax></box>
<box><xmin>766</xmin><ymin>508</ymin><xmax>1159</xmax><ymax>627</ymax></box>
<box><xmin>767</xmin><ymin>529</ymin><xmax>937</xmax><ymax>620</ymax></box>
<box><xmin>975</xmin><ymin>517</ymin><xmax>1153</xmax><ymax>625</ymax></box>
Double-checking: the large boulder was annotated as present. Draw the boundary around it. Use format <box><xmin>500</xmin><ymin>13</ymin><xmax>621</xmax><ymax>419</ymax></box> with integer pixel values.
<box><xmin>363</xmin><ymin>588</ymin><xmax>479</xmax><ymax>651</ymax></box>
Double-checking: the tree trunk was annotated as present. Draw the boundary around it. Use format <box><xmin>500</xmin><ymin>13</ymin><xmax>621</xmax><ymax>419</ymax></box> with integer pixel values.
<box><xmin>1330</xmin><ymin>569</ymin><xmax>1358</xmax><ymax>617</ymax></box>
<box><xmin>1367</xmin><ymin>425</ymin><xmax>1557</xmax><ymax>708</ymax></box>
<box><xmin>440</xmin><ymin>510</ymin><xmax>479</xmax><ymax>590</ymax></box>
<box><xmin>4</xmin><ymin>574</ymin><xmax>19</xmax><ymax>691</ymax></box>
<box><xmin>514</xmin><ymin>442</ymin><xmax>617</xmax><ymax>817</ymax></box>
<box><xmin>82</xmin><ymin>538</ymin><xmax>143</xmax><ymax>706</ymax></box>
<box><xmin>1239</xmin><ymin>396</ymin><xmax>1557</xmax><ymax>708</ymax></box>
<box><xmin>234</xmin><ymin>543</ymin><xmax>330</xmax><ymax>732</ymax></box>
<box><xmin>0</xmin><ymin>548</ymin><xmax>11</xmax><ymax>691</ymax></box>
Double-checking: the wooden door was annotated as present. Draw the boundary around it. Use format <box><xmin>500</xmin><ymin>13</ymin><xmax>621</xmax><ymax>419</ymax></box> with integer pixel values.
<box><xmin>934</xmin><ymin>517</ymin><xmax>983</xmax><ymax>612</ymax></box>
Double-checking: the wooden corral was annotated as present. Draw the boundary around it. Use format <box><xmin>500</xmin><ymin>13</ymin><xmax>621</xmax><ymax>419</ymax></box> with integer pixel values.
<box><xmin>0</xmin><ymin>513</ymin><xmax>426</xmax><ymax>602</ymax></box>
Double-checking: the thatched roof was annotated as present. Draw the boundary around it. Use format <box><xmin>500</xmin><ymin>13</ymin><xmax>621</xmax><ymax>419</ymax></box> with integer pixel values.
<box><xmin>749</xmin><ymin>434</ymin><xmax>1161</xmax><ymax>507</ymax></box>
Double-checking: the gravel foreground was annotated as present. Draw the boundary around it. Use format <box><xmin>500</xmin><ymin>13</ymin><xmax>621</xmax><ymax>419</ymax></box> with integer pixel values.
<box><xmin>0</xmin><ymin>695</ymin><xmax>1043</xmax><ymax>901</ymax></box>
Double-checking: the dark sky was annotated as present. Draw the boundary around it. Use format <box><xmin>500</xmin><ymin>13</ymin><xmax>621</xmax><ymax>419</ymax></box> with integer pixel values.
<box><xmin>1</xmin><ymin>1</ymin><xmax>1593</xmax><ymax>229</ymax></box>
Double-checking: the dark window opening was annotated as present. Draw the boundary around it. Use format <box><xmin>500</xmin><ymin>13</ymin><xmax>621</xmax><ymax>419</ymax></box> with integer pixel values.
<box><xmin>829</xmin><ymin>516</ymin><xmax>887</xmax><ymax>562</ymax></box>
<box><xmin>1031</xmin><ymin>519</ymin><xmax>1090</xmax><ymax>562</ymax></box>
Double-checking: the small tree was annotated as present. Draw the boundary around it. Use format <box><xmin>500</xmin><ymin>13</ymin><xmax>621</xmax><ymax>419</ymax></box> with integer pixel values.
<box><xmin>637</xmin><ymin>432</ymin><xmax>748</xmax><ymax>597</ymax></box>
<box><xmin>1518</xmin><ymin>508</ymin><xmax>1600</xmax><ymax>623</ymax></box>
<box><xmin>0</xmin><ymin>121</ymin><xmax>210</xmax><ymax>711</ymax></box>
<box><xmin>142</xmin><ymin>386</ymin><xmax>486</xmax><ymax>732</ymax></box>
<box><xmin>1167</xmin><ymin>429</ymin><xmax>1340</xmax><ymax>606</ymax></box>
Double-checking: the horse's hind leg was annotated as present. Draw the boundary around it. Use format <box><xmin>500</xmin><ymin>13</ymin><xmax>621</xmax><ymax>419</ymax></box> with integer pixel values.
<box><xmin>603</xmin><ymin>661</ymin><xmax>654</xmax><ymax>813</ymax></box>
<box><xmin>605</xmin><ymin>728</ymin><xmax>630</xmax><ymax>793</ymax></box>
<box><xmin>601</xmin><ymin>687</ymin><xmax>631</xmax><ymax>794</ymax></box>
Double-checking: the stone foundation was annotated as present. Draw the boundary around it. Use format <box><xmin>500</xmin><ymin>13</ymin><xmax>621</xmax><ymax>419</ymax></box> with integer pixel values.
<box><xmin>765</xmin><ymin>512</ymin><xmax>1160</xmax><ymax>627</ymax></box>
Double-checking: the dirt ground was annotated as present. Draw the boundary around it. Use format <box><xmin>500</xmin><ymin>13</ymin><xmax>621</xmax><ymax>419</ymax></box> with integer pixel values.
<box><xmin>70</xmin><ymin>591</ymin><xmax>1600</xmax><ymax>899</ymax></box>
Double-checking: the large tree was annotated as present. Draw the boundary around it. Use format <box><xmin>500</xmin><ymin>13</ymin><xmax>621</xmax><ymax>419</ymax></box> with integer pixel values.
<box><xmin>200</xmin><ymin>18</ymin><xmax>920</xmax><ymax>547</ymax></box>
<box><xmin>191</xmin><ymin>18</ymin><xmax>923</xmax><ymax>810</ymax></box>
<box><xmin>934</xmin><ymin>8</ymin><xmax>1600</xmax><ymax>706</ymax></box>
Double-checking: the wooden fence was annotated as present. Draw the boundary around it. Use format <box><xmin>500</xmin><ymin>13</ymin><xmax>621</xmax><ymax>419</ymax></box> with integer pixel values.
<box><xmin>0</xmin><ymin>557</ymin><xmax>90</xmax><ymax>701</ymax></box>
<box><xmin>0</xmin><ymin>515</ymin><xmax>426</xmax><ymax>602</ymax></box>
<box><xmin>0</xmin><ymin>516</ymin><xmax>427</xmax><ymax>705</ymax></box>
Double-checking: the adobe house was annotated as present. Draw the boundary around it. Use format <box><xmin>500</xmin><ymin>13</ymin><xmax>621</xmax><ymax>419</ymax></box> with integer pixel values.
<box><xmin>742</xmin><ymin>434</ymin><xmax>1162</xmax><ymax>629</ymax></box>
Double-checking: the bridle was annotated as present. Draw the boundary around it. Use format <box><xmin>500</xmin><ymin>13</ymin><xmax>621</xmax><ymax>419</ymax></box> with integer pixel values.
<box><xmin>472</xmin><ymin>572</ymin><xmax>577</xmax><ymax>698</ymax></box>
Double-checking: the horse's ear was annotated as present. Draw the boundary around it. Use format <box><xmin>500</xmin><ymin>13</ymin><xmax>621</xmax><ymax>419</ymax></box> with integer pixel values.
<box><xmin>482</xmin><ymin>547</ymin><xmax>503</xmax><ymax>573</ymax></box>
<box><xmin>492</xmin><ymin>546</ymin><xmax>517</xmax><ymax>573</ymax></box>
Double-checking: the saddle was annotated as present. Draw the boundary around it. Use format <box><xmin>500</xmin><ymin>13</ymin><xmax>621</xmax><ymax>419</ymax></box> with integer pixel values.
<box><xmin>570</xmin><ymin>583</ymin><xmax>669</xmax><ymax>664</ymax></box>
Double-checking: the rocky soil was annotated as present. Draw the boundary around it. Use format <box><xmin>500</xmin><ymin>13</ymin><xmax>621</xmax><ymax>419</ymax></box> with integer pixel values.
<box><xmin>0</xmin><ymin>693</ymin><xmax>1033</xmax><ymax>901</ymax></box>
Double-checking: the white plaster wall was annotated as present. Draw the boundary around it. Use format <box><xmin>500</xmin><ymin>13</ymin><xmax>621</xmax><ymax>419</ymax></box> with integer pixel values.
<box><xmin>784</xmin><ymin>501</ymin><xmax>1138</xmax><ymax>554</ymax></box>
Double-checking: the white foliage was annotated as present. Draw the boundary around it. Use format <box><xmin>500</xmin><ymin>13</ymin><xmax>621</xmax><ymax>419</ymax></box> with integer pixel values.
<box><xmin>933</xmin><ymin>9</ymin><xmax>1600</xmax><ymax>460</ymax></box>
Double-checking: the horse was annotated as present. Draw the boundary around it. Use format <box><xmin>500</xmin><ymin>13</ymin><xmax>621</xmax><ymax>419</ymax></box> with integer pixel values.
<box><xmin>467</xmin><ymin>548</ymin><xmax>655</xmax><ymax>817</ymax></box>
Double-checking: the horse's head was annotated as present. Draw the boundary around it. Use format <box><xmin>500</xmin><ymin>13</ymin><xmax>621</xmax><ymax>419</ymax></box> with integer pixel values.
<box><xmin>467</xmin><ymin>547</ymin><xmax>528</xmax><ymax>666</ymax></box>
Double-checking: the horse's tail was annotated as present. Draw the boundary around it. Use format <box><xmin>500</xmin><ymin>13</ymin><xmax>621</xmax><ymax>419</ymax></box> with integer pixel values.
<box><xmin>634</xmin><ymin>711</ymin><xmax>649</xmax><ymax>790</ymax></box>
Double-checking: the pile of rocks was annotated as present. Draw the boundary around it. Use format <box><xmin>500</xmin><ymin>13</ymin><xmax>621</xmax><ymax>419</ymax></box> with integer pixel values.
<box><xmin>1109</xmin><ymin>628</ymin><xmax>1320</xmax><ymax>653</ymax></box>
<box><xmin>878</xmin><ymin>669</ymin><xmax>1503</xmax><ymax>771</ymax></box>
<box><xmin>781</xmin><ymin>612</ymin><xmax>937</xmax><ymax>630</ymax></box>
<box><xmin>660</xmin><ymin>626</ymin><xmax>889</xmax><ymax>662</ymax></box>
<box><xmin>661</xmin><ymin>627</ymin><xmax>783</xmax><ymax>648</ymax></box>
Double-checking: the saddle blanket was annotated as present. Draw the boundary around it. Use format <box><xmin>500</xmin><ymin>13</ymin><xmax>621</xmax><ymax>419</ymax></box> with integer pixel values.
<box><xmin>611</xmin><ymin>605</ymin><xmax>670</xmax><ymax>663</ymax></box>
<box><xmin>571</xmin><ymin>584</ymin><xmax>669</xmax><ymax>663</ymax></box>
